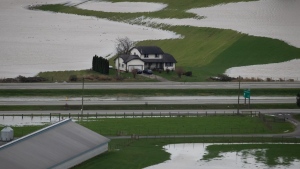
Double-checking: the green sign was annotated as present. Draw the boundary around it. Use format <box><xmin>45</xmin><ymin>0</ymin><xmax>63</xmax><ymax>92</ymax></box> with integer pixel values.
<box><xmin>244</xmin><ymin>89</ymin><xmax>251</xmax><ymax>98</ymax></box>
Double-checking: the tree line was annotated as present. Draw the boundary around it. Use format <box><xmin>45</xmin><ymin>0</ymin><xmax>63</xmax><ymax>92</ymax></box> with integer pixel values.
<box><xmin>92</xmin><ymin>55</ymin><xmax>109</xmax><ymax>75</ymax></box>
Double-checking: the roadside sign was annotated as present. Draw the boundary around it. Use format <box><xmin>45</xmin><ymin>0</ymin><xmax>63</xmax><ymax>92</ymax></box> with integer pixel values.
<box><xmin>244</xmin><ymin>89</ymin><xmax>250</xmax><ymax>98</ymax></box>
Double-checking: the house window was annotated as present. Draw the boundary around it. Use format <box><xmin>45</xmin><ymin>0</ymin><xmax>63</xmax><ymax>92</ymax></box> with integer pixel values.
<box><xmin>155</xmin><ymin>54</ymin><xmax>159</xmax><ymax>58</ymax></box>
<box><xmin>122</xmin><ymin>64</ymin><xmax>124</xmax><ymax>68</ymax></box>
<box><xmin>165</xmin><ymin>63</ymin><xmax>173</xmax><ymax>67</ymax></box>
<box><xmin>144</xmin><ymin>54</ymin><xmax>148</xmax><ymax>58</ymax></box>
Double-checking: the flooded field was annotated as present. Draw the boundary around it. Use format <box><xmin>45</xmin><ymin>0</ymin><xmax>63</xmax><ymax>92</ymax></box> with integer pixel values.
<box><xmin>0</xmin><ymin>0</ymin><xmax>179</xmax><ymax>78</ymax></box>
<box><xmin>144</xmin><ymin>143</ymin><xmax>300</xmax><ymax>169</ymax></box>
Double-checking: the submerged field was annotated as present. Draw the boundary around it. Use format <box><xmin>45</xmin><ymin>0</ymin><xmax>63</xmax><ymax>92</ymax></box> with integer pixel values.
<box><xmin>34</xmin><ymin>0</ymin><xmax>300</xmax><ymax>81</ymax></box>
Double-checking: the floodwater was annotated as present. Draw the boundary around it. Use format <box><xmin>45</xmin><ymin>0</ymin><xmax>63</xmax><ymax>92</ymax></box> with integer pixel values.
<box><xmin>1</xmin><ymin>0</ymin><xmax>299</xmax><ymax>79</ymax></box>
<box><xmin>77</xmin><ymin>1</ymin><xmax>167</xmax><ymax>13</ymax></box>
<box><xmin>0</xmin><ymin>115</ymin><xmax>61</xmax><ymax>126</ymax></box>
<box><xmin>144</xmin><ymin>143</ymin><xmax>300</xmax><ymax>169</ymax></box>
<box><xmin>0</xmin><ymin>0</ymin><xmax>179</xmax><ymax>78</ymax></box>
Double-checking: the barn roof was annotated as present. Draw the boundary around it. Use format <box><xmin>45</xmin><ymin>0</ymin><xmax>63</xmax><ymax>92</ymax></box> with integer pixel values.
<box><xmin>0</xmin><ymin>119</ymin><xmax>110</xmax><ymax>169</ymax></box>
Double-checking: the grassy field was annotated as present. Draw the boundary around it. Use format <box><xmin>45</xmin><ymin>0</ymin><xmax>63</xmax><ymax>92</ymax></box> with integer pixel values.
<box><xmin>12</xmin><ymin>115</ymin><xmax>294</xmax><ymax>137</ymax></box>
<box><xmin>33</xmin><ymin>0</ymin><xmax>300</xmax><ymax>81</ymax></box>
<box><xmin>77</xmin><ymin>116</ymin><xmax>294</xmax><ymax>136</ymax></box>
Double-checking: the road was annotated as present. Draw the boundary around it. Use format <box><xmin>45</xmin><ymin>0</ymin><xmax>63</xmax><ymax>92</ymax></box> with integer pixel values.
<box><xmin>1</xmin><ymin>109</ymin><xmax>299</xmax><ymax>115</ymax></box>
<box><xmin>0</xmin><ymin>82</ymin><xmax>299</xmax><ymax>89</ymax></box>
<box><xmin>0</xmin><ymin>96</ymin><xmax>295</xmax><ymax>105</ymax></box>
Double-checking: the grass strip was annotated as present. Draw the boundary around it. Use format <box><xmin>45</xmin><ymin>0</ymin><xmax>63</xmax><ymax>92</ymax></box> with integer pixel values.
<box><xmin>11</xmin><ymin>115</ymin><xmax>294</xmax><ymax>137</ymax></box>
<box><xmin>0</xmin><ymin>89</ymin><xmax>299</xmax><ymax>97</ymax></box>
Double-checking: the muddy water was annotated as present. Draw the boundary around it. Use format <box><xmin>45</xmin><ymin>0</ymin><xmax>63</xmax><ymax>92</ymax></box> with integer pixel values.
<box><xmin>0</xmin><ymin>0</ymin><xmax>179</xmax><ymax>78</ymax></box>
<box><xmin>144</xmin><ymin>143</ymin><xmax>300</xmax><ymax>169</ymax></box>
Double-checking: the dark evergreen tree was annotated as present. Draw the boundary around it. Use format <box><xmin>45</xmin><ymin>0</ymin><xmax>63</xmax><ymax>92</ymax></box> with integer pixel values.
<box><xmin>92</xmin><ymin>55</ymin><xmax>109</xmax><ymax>75</ymax></box>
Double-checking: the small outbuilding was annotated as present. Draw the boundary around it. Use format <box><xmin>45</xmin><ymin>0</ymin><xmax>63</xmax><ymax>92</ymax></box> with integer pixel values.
<box><xmin>0</xmin><ymin>119</ymin><xmax>110</xmax><ymax>169</ymax></box>
<box><xmin>1</xmin><ymin>127</ymin><xmax>14</xmax><ymax>141</ymax></box>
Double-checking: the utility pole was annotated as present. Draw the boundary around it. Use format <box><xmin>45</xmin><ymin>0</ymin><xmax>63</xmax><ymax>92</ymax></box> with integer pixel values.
<box><xmin>237</xmin><ymin>76</ymin><xmax>240</xmax><ymax>114</ymax></box>
<box><xmin>81</xmin><ymin>77</ymin><xmax>84</xmax><ymax>116</ymax></box>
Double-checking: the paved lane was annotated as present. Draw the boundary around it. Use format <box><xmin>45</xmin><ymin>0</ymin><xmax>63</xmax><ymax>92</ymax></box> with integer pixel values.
<box><xmin>0</xmin><ymin>82</ymin><xmax>299</xmax><ymax>89</ymax></box>
<box><xmin>0</xmin><ymin>96</ymin><xmax>295</xmax><ymax>105</ymax></box>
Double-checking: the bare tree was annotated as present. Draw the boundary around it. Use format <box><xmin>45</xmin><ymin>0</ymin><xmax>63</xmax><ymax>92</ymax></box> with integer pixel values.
<box><xmin>115</xmin><ymin>37</ymin><xmax>136</xmax><ymax>55</ymax></box>
<box><xmin>175</xmin><ymin>67</ymin><xmax>184</xmax><ymax>78</ymax></box>
<box><xmin>115</xmin><ymin>37</ymin><xmax>136</xmax><ymax>76</ymax></box>
<box><xmin>131</xmin><ymin>68</ymin><xmax>137</xmax><ymax>79</ymax></box>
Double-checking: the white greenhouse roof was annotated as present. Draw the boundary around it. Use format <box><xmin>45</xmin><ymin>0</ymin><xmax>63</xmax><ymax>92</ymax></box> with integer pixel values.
<box><xmin>0</xmin><ymin>119</ymin><xmax>110</xmax><ymax>169</ymax></box>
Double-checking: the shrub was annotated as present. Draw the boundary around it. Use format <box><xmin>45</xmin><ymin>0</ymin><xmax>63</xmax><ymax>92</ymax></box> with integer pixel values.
<box><xmin>218</xmin><ymin>74</ymin><xmax>233</xmax><ymax>81</ymax></box>
<box><xmin>17</xmin><ymin>76</ymin><xmax>47</xmax><ymax>82</ymax></box>
<box><xmin>166</xmin><ymin>69</ymin><xmax>170</xmax><ymax>74</ymax></box>
<box><xmin>184</xmin><ymin>71</ymin><xmax>192</xmax><ymax>76</ymax></box>
<box><xmin>69</xmin><ymin>75</ymin><xmax>77</xmax><ymax>82</ymax></box>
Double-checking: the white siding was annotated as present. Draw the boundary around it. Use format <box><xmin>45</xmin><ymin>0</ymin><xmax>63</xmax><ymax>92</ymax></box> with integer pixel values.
<box><xmin>115</xmin><ymin>58</ymin><xmax>126</xmax><ymax>71</ymax></box>
<box><xmin>142</xmin><ymin>54</ymin><xmax>163</xmax><ymax>59</ymax></box>
<box><xmin>130</xmin><ymin>49</ymin><xmax>141</xmax><ymax>57</ymax></box>
<box><xmin>164</xmin><ymin>63</ymin><xmax>176</xmax><ymax>71</ymax></box>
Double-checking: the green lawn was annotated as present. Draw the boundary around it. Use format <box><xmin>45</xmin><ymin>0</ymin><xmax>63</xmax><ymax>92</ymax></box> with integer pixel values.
<box><xmin>33</xmin><ymin>0</ymin><xmax>300</xmax><ymax>81</ymax></box>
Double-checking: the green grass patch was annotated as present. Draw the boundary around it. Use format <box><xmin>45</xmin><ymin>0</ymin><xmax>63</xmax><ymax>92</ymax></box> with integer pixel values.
<box><xmin>77</xmin><ymin>116</ymin><xmax>294</xmax><ymax>136</ymax></box>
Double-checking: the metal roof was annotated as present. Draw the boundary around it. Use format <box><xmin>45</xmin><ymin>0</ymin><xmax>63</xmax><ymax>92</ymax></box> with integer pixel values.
<box><xmin>0</xmin><ymin>119</ymin><xmax>110</xmax><ymax>169</ymax></box>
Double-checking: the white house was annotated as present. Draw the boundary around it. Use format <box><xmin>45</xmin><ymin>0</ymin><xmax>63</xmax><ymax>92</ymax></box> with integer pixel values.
<box><xmin>115</xmin><ymin>46</ymin><xmax>177</xmax><ymax>72</ymax></box>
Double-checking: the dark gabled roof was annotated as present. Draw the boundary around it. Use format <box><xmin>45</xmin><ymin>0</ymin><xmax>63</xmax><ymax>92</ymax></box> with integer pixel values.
<box><xmin>163</xmin><ymin>53</ymin><xmax>177</xmax><ymax>63</ymax></box>
<box><xmin>118</xmin><ymin>55</ymin><xmax>143</xmax><ymax>63</ymax></box>
<box><xmin>142</xmin><ymin>53</ymin><xmax>177</xmax><ymax>63</ymax></box>
<box><xmin>133</xmin><ymin>46</ymin><xmax>164</xmax><ymax>55</ymax></box>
